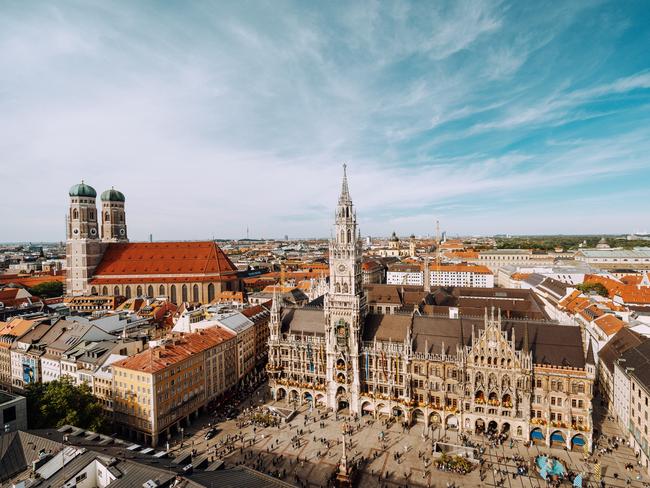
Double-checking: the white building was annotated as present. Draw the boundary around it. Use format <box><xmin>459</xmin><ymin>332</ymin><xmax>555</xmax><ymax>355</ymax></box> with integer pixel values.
<box><xmin>613</xmin><ymin>359</ymin><xmax>632</xmax><ymax>432</ymax></box>
<box><xmin>575</xmin><ymin>248</ymin><xmax>650</xmax><ymax>271</ymax></box>
<box><xmin>386</xmin><ymin>263</ymin><xmax>494</xmax><ymax>288</ymax></box>
<box><xmin>386</xmin><ymin>264</ymin><xmax>423</xmax><ymax>286</ymax></box>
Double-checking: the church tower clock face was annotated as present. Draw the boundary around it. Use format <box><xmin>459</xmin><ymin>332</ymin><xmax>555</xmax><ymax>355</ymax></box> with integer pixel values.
<box><xmin>338</xmin><ymin>264</ymin><xmax>346</xmax><ymax>272</ymax></box>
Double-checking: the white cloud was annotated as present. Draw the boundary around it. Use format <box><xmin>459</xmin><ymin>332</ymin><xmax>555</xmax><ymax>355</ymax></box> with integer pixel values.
<box><xmin>0</xmin><ymin>1</ymin><xmax>648</xmax><ymax>240</ymax></box>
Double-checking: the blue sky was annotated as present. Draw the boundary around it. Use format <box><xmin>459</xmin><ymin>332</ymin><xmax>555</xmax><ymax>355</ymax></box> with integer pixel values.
<box><xmin>1</xmin><ymin>1</ymin><xmax>649</xmax><ymax>241</ymax></box>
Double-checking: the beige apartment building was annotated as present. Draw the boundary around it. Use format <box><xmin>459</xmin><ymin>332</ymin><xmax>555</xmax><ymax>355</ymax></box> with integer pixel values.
<box><xmin>112</xmin><ymin>327</ymin><xmax>235</xmax><ymax>446</ymax></box>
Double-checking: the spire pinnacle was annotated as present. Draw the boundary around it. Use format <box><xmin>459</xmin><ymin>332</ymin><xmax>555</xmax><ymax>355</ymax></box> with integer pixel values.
<box><xmin>339</xmin><ymin>163</ymin><xmax>351</xmax><ymax>203</ymax></box>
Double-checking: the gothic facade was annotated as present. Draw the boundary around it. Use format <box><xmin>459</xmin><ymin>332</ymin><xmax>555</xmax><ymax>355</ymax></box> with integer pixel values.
<box><xmin>267</xmin><ymin>167</ymin><xmax>595</xmax><ymax>451</ymax></box>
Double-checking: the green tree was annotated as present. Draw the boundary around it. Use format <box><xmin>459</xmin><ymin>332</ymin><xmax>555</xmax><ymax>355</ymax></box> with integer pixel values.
<box><xmin>577</xmin><ymin>282</ymin><xmax>609</xmax><ymax>297</ymax></box>
<box><xmin>25</xmin><ymin>377</ymin><xmax>109</xmax><ymax>433</ymax></box>
<box><xmin>28</xmin><ymin>281</ymin><xmax>64</xmax><ymax>298</ymax></box>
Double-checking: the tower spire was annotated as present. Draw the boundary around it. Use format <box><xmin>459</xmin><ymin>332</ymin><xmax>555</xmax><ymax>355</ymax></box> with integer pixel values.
<box><xmin>339</xmin><ymin>163</ymin><xmax>351</xmax><ymax>203</ymax></box>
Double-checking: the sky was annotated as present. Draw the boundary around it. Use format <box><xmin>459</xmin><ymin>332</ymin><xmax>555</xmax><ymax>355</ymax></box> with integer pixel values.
<box><xmin>1</xmin><ymin>1</ymin><xmax>649</xmax><ymax>241</ymax></box>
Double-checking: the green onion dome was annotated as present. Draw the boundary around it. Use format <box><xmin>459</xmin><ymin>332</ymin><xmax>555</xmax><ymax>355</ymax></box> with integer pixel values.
<box><xmin>69</xmin><ymin>181</ymin><xmax>97</xmax><ymax>198</ymax></box>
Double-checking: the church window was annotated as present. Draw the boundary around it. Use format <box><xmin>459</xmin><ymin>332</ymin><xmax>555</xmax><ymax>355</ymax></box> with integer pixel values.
<box><xmin>124</xmin><ymin>286</ymin><xmax>131</xmax><ymax>298</ymax></box>
<box><xmin>102</xmin><ymin>286</ymin><xmax>108</xmax><ymax>295</ymax></box>
<box><xmin>73</xmin><ymin>209</ymin><xmax>79</xmax><ymax>220</ymax></box>
<box><xmin>347</xmin><ymin>229</ymin><xmax>352</xmax><ymax>243</ymax></box>
<box><xmin>105</xmin><ymin>212</ymin><xmax>110</xmax><ymax>222</ymax></box>
<box><xmin>89</xmin><ymin>210</ymin><xmax>94</xmax><ymax>220</ymax></box>
<box><xmin>147</xmin><ymin>285</ymin><xmax>154</xmax><ymax>297</ymax></box>
<box><xmin>91</xmin><ymin>287</ymin><xmax>97</xmax><ymax>295</ymax></box>
<box><xmin>342</xmin><ymin>283</ymin><xmax>348</xmax><ymax>293</ymax></box>
<box><xmin>335</xmin><ymin>283</ymin><xmax>341</xmax><ymax>293</ymax></box>
<box><xmin>192</xmin><ymin>284</ymin><xmax>199</xmax><ymax>302</ymax></box>
<box><xmin>137</xmin><ymin>286</ymin><xmax>143</xmax><ymax>297</ymax></box>
<box><xmin>208</xmin><ymin>283</ymin><xmax>215</xmax><ymax>302</ymax></box>
<box><xmin>182</xmin><ymin>285</ymin><xmax>188</xmax><ymax>302</ymax></box>
<box><xmin>159</xmin><ymin>284</ymin><xmax>165</xmax><ymax>296</ymax></box>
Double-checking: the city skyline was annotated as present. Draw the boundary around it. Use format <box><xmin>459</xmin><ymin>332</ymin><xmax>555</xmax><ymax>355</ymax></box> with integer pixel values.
<box><xmin>2</xmin><ymin>1</ymin><xmax>650</xmax><ymax>241</ymax></box>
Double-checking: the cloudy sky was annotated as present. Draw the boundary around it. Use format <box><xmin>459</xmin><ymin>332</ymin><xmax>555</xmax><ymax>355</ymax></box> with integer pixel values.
<box><xmin>1</xmin><ymin>1</ymin><xmax>649</xmax><ymax>241</ymax></box>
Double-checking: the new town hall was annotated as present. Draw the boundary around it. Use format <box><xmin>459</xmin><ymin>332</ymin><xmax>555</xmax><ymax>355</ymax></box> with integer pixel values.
<box><xmin>267</xmin><ymin>167</ymin><xmax>595</xmax><ymax>451</ymax></box>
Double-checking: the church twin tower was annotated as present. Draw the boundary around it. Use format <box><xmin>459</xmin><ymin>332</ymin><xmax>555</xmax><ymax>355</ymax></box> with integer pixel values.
<box><xmin>65</xmin><ymin>181</ymin><xmax>128</xmax><ymax>295</ymax></box>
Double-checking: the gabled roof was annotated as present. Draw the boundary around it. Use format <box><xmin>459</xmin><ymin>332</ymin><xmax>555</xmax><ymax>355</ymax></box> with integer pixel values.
<box><xmin>593</xmin><ymin>314</ymin><xmax>626</xmax><ymax>337</ymax></box>
<box><xmin>114</xmin><ymin>327</ymin><xmax>235</xmax><ymax>373</ymax></box>
<box><xmin>598</xmin><ymin>327</ymin><xmax>644</xmax><ymax>374</ymax></box>
<box><xmin>619</xmin><ymin>339</ymin><xmax>650</xmax><ymax>391</ymax></box>
<box><xmin>92</xmin><ymin>241</ymin><xmax>237</xmax><ymax>277</ymax></box>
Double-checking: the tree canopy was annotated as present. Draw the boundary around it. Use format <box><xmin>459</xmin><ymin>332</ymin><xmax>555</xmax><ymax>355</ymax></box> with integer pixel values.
<box><xmin>576</xmin><ymin>282</ymin><xmax>609</xmax><ymax>297</ymax></box>
<box><xmin>25</xmin><ymin>377</ymin><xmax>109</xmax><ymax>432</ymax></box>
<box><xmin>28</xmin><ymin>280</ymin><xmax>64</xmax><ymax>298</ymax></box>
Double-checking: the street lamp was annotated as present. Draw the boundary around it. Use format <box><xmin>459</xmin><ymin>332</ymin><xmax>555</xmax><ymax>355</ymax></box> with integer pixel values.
<box><xmin>180</xmin><ymin>427</ymin><xmax>184</xmax><ymax>448</ymax></box>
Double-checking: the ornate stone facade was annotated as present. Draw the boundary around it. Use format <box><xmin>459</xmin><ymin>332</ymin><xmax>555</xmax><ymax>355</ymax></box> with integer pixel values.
<box><xmin>266</xmin><ymin>167</ymin><xmax>595</xmax><ymax>451</ymax></box>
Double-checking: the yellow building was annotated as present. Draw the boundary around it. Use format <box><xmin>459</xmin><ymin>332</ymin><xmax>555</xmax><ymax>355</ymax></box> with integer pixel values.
<box><xmin>112</xmin><ymin>327</ymin><xmax>235</xmax><ymax>446</ymax></box>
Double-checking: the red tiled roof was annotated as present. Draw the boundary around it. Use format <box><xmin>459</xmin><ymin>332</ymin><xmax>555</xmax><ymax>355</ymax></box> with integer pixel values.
<box><xmin>92</xmin><ymin>241</ymin><xmax>238</xmax><ymax>277</ymax></box>
<box><xmin>89</xmin><ymin>275</ymin><xmax>236</xmax><ymax>285</ymax></box>
<box><xmin>594</xmin><ymin>314</ymin><xmax>626</xmax><ymax>336</ymax></box>
<box><xmin>0</xmin><ymin>274</ymin><xmax>65</xmax><ymax>287</ymax></box>
<box><xmin>583</xmin><ymin>274</ymin><xmax>650</xmax><ymax>305</ymax></box>
<box><xmin>113</xmin><ymin>327</ymin><xmax>235</xmax><ymax>373</ymax></box>
<box><xmin>444</xmin><ymin>251</ymin><xmax>479</xmax><ymax>259</ymax></box>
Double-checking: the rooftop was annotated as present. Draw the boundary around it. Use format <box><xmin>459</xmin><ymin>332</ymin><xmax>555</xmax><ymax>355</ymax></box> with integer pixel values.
<box><xmin>91</xmin><ymin>241</ymin><xmax>238</xmax><ymax>278</ymax></box>
<box><xmin>114</xmin><ymin>327</ymin><xmax>235</xmax><ymax>373</ymax></box>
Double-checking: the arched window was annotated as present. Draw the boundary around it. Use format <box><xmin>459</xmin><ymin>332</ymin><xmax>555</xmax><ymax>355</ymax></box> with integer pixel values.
<box><xmin>182</xmin><ymin>285</ymin><xmax>188</xmax><ymax>302</ymax></box>
<box><xmin>170</xmin><ymin>285</ymin><xmax>177</xmax><ymax>303</ymax></box>
<box><xmin>208</xmin><ymin>283</ymin><xmax>215</xmax><ymax>302</ymax></box>
<box><xmin>105</xmin><ymin>212</ymin><xmax>110</xmax><ymax>222</ymax></box>
<box><xmin>347</xmin><ymin>229</ymin><xmax>352</xmax><ymax>243</ymax></box>
<box><xmin>119</xmin><ymin>214</ymin><xmax>123</xmax><ymax>223</ymax></box>
<box><xmin>192</xmin><ymin>284</ymin><xmax>199</xmax><ymax>302</ymax></box>
<box><xmin>342</xmin><ymin>283</ymin><xmax>348</xmax><ymax>293</ymax></box>
<box><xmin>125</xmin><ymin>286</ymin><xmax>131</xmax><ymax>299</ymax></box>
<box><xmin>113</xmin><ymin>286</ymin><xmax>119</xmax><ymax>296</ymax></box>
<box><xmin>73</xmin><ymin>209</ymin><xmax>79</xmax><ymax>220</ymax></box>
<box><xmin>102</xmin><ymin>286</ymin><xmax>108</xmax><ymax>295</ymax></box>
<box><xmin>89</xmin><ymin>210</ymin><xmax>94</xmax><ymax>220</ymax></box>
<box><xmin>335</xmin><ymin>283</ymin><xmax>341</xmax><ymax>293</ymax></box>
<box><xmin>91</xmin><ymin>286</ymin><xmax>97</xmax><ymax>295</ymax></box>
<box><xmin>147</xmin><ymin>285</ymin><xmax>154</xmax><ymax>297</ymax></box>
<box><xmin>159</xmin><ymin>284</ymin><xmax>165</xmax><ymax>296</ymax></box>
<box><xmin>137</xmin><ymin>286</ymin><xmax>143</xmax><ymax>297</ymax></box>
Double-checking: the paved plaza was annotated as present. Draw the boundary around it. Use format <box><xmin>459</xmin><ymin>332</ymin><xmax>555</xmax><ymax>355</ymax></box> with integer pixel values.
<box><xmin>172</xmin><ymin>384</ymin><xmax>650</xmax><ymax>488</ymax></box>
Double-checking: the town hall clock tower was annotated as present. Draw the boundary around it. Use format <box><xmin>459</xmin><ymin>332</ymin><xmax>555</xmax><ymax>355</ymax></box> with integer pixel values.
<box><xmin>324</xmin><ymin>165</ymin><xmax>367</xmax><ymax>413</ymax></box>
